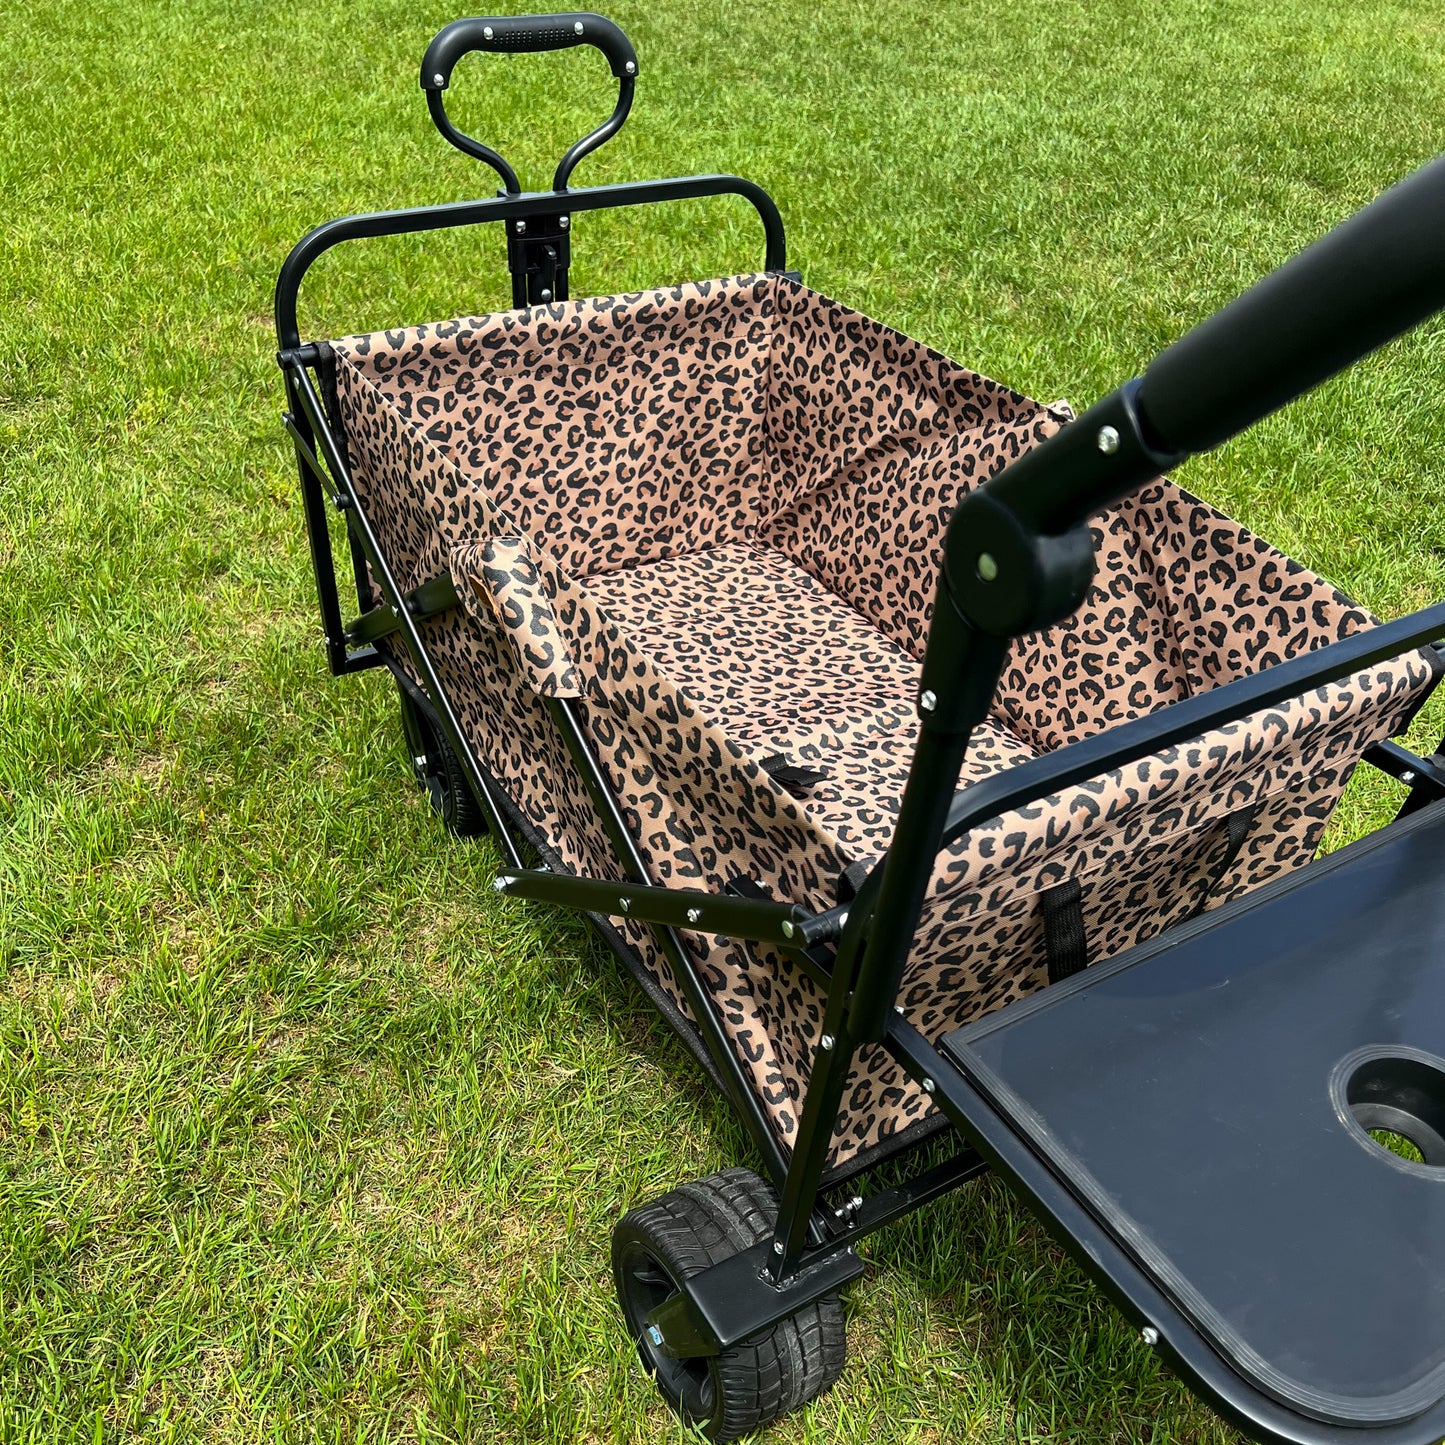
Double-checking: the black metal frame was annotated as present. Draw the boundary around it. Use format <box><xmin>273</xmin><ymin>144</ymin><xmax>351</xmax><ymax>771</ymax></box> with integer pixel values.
<box><xmin>275</xmin><ymin>18</ymin><xmax>1445</xmax><ymax>1444</ymax></box>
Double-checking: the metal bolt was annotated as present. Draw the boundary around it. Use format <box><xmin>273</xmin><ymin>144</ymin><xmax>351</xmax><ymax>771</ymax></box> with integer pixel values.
<box><xmin>574</xmin><ymin>20</ymin><xmax>585</xmax><ymax>33</ymax></box>
<box><xmin>686</xmin><ymin>907</ymin><xmax>702</xmax><ymax>924</ymax></box>
<box><xmin>516</xmin><ymin>220</ymin><xmax>527</xmax><ymax>234</ymax></box>
<box><xmin>646</xmin><ymin>1324</ymin><xmax>664</xmax><ymax>1347</ymax></box>
<box><xmin>432</xmin><ymin>72</ymin><xmax>445</xmax><ymax>87</ymax></box>
<box><xmin>625</xmin><ymin>60</ymin><xmax>636</xmax><ymax>74</ymax></box>
<box><xmin>781</xmin><ymin>920</ymin><xmax>796</xmax><ymax>939</ymax></box>
<box><xmin>1401</xmin><ymin>770</ymin><xmax>1417</xmax><ymax>786</ymax></box>
<box><xmin>976</xmin><ymin>551</ymin><xmax>999</xmax><ymax>582</ymax></box>
<box><xmin>482</xmin><ymin>25</ymin><xmax>493</xmax><ymax>38</ymax></box>
<box><xmin>1141</xmin><ymin>1326</ymin><xmax>1160</xmax><ymax>1347</ymax></box>
<box><xmin>1096</xmin><ymin>424</ymin><xmax>1120</xmax><ymax>455</ymax></box>
<box><xmin>819</xmin><ymin>1034</ymin><xmax>835</xmax><ymax>1051</ymax></box>
<box><xmin>919</xmin><ymin>689</ymin><xmax>937</xmax><ymax>713</ymax></box>
<box><xmin>772</xmin><ymin>1240</ymin><xmax>785</xmax><ymax>1255</ymax></box>
<box><xmin>619</xmin><ymin>897</ymin><xmax>631</xmax><ymax>914</ymax></box>
<box><xmin>559</xmin><ymin>215</ymin><xmax>570</xmax><ymax>230</ymax></box>
<box><xmin>921</xmin><ymin>1077</ymin><xmax>936</xmax><ymax>1094</ymax></box>
<box><xmin>850</xmin><ymin>1194</ymin><xmax>863</xmax><ymax>1212</ymax></box>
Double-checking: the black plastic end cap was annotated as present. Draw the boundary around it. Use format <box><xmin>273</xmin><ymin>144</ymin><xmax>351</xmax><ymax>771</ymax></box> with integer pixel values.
<box><xmin>945</xmin><ymin>492</ymin><xmax>1098</xmax><ymax>639</ymax></box>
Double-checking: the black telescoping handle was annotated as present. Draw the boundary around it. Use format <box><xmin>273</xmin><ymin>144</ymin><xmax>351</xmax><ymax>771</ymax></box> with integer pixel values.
<box><xmin>877</xmin><ymin>153</ymin><xmax>1445</xmax><ymax>1052</ymax></box>
<box><xmin>422</xmin><ymin>12</ymin><xmax>638</xmax><ymax>89</ymax></box>
<box><xmin>974</xmin><ymin>152</ymin><xmax>1445</xmax><ymax>545</ymax></box>
<box><xmin>1137</xmin><ymin>154</ymin><xmax>1445</xmax><ymax>455</ymax></box>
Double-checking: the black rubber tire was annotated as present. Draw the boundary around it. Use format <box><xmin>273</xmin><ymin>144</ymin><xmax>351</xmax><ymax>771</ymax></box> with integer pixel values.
<box><xmin>396</xmin><ymin>680</ymin><xmax>488</xmax><ymax>838</ymax></box>
<box><xmin>612</xmin><ymin>1167</ymin><xmax>847</xmax><ymax>1441</ymax></box>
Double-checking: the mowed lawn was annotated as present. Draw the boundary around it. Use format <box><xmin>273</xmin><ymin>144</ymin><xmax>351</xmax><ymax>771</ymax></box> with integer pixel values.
<box><xmin>4</xmin><ymin>1</ymin><xmax>1445</xmax><ymax>1441</ymax></box>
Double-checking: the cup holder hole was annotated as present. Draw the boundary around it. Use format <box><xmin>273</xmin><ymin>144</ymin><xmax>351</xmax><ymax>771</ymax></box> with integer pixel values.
<box><xmin>1336</xmin><ymin>1048</ymin><xmax>1445</xmax><ymax>1170</ymax></box>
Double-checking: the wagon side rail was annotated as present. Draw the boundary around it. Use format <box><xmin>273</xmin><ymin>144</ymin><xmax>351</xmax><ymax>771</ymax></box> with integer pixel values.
<box><xmin>273</xmin><ymin>174</ymin><xmax>787</xmax><ymax>355</ymax></box>
<box><xmin>282</xmin><ymin>351</ymin><xmax>830</xmax><ymax>1188</ymax></box>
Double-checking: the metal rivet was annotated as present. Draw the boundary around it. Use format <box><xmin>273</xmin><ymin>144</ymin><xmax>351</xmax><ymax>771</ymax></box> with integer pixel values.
<box><xmin>781</xmin><ymin>920</ymin><xmax>795</xmax><ymax>939</ymax></box>
<box><xmin>772</xmin><ymin>1240</ymin><xmax>784</xmax><ymax>1255</ymax></box>
<box><xmin>921</xmin><ymin>1078</ymin><xmax>936</xmax><ymax>1094</ymax></box>
<box><xmin>559</xmin><ymin>215</ymin><xmax>570</xmax><ymax>230</ymax></box>
<box><xmin>976</xmin><ymin>551</ymin><xmax>998</xmax><ymax>582</ymax></box>
<box><xmin>1096</xmin><ymin>424</ymin><xmax>1120</xmax><ymax>455</ymax></box>
<box><xmin>850</xmin><ymin>1194</ymin><xmax>863</xmax><ymax>1211</ymax></box>
<box><xmin>540</xmin><ymin>289</ymin><xmax>552</xmax><ymax>302</ymax></box>
<box><xmin>619</xmin><ymin>897</ymin><xmax>631</xmax><ymax>914</ymax></box>
<box><xmin>646</xmin><ymin>1324</ymin><xmax>663</xmax><ymax>1347</ymax></box>
<box><xmin>1141</xmin><ymin>1326</ymin><xmax>1160</xmax><ymax>1346</ymax></box>
<box><xmin>838</xmin><ymin>910</ymin><xmax>849</xmax><ymax>927</ymax></box>
<box><xmin>625</xmin><ymin>60</ymin><xmax>636</xmax><ymax>74</ymax></box>
<box><xmin>819</xmin><ymin>1034</ymin><xmax>834</xmax><ymax>1051</ymax></box>
<box><xmin>482</xmin><ymin>25</ymin><xmax>493</xmax><ymax>39</ymax></box>
<box><xmin>390</xmin><ymin>604</ymin><xmax>400</xmax><ymax>617</ymax></box>
<box><xmin>574</xmin><ymin>20</ymin><xmax>584</xmax><ymax>33</ymax></box>
<box><xmin>686</xmin><ymin>907</ymin><xmax>701</xmax><ymax>924</ymax></box>
<box><xmin>919</xmin><ymin>689</ymin><xmax>937</xmax><ymax>713</ymax></box>
<box><xmin>516</xmin><ymin>220</ymin><xmax>527</xmax><ymax>234</ymax></box>
<box><xmin>432</xmin><ymin>72</ymin><xmax>445</xmax><ymax>86</ymax></box>
<box><xmin>1401</xmin><ymin>770</ymin><xmax>1417</xmax><ymax>786</ymax></box>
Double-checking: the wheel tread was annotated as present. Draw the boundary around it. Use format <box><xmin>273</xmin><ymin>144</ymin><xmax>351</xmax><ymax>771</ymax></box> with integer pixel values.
<box><xmin>614</xmin><ymin>1167</ymin><xmax>847</xmax><ymax>1441</ymax></box>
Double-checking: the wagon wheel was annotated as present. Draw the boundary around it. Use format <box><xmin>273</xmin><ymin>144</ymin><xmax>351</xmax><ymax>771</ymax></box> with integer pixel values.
<box><xmin>395</xmin><ymin>679</ymin><xmax>488</xmax><ymax>838</ymax></box>
<box><xmin>613</xmin><ymin>1168</ymin><xmax>847</xmax><ymax>1440</ymax></box>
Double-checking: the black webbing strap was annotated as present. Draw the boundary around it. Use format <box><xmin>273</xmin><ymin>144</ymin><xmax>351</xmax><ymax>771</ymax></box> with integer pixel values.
<box><xmin>1039</xmin><ymin>802</ymin><xmax>1259</xmax><ymax>985</ymax></box>
<box><xmin>758</xmin><ymin>753</ymin><xmax>829</xmax><ymax>795</ymax></box>
<box><xmin>1184</xmin><ymin>801</ymin><xmax>1258</xmax><ymax>920</ymax></box>
<box><xmin>1040</xmin><ymin>878</ymin><xmax>1090</xmax><ymax>983</ymax></box>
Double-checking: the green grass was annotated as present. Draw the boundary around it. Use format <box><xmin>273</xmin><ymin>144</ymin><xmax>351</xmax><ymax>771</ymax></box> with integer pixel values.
<box><xmin>1369</xmin><ymin>1129</ymin><xmax>1428</xmax><ymax>1165</ymax></box>
<box><xmin>4</xmin><ymin>0</ymin><xmax>1445</xmax><ymax>1440</ymax></box>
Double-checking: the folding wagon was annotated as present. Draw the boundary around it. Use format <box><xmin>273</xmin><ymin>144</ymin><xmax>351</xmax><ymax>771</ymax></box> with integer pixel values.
<box><xmin>274</xmin><ymin>14</ymin><xmax>1445</xmax><ymax>1441</ymax></box>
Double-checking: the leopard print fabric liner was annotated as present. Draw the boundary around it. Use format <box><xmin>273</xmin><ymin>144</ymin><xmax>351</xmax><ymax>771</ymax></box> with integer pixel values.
<box><xmin>328</xmin><ymin>273</ymin><xmax>1435</xmax><ymax>1172</ymax></box>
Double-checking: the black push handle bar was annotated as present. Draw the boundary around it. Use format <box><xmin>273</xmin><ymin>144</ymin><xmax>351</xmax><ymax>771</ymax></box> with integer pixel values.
<box><xmin>965</xmin><ymin>153</ymin><xmax>1445</xmax><ymax>550</ymax></box>
<box><xmin>420</xmin><ymin>13</ymin><xmax>638</xmax><ymax>193</ymax></box>
<box><xmin>860</xmin><ymin>155</ymin><xmax>1445</xmax><ymax>1048</ymax></box>
<box><xmin>1138</xmin><ymin>154</ymin><xmax>1445</xmax><ymax>455</ymax></box>
<box><xmin>421</xmin><ymin>12</ymin><xmax>637</xmax><ymax>88</ymax></box>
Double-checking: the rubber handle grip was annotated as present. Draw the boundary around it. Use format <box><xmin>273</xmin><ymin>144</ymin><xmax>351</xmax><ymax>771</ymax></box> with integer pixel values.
<box><xmin>422</xmin><ymin>13</ymin><xmax>637</xmax><ymax>87</ymax></box>
<box><xmin>1137</xmin><ymin>155</ymin><xmax>1445</xmax><ymax>455</ymax></box>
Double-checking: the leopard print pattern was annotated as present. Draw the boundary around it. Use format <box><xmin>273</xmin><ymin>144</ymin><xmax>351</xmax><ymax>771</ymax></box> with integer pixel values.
<box><xmin>326</xmin><ymin>274</ymin><xmax>1437</xmax><ymax>1171</ymax></box>
<box><xmin>581</xmin><ymin>543</ymin><xmax>919</xmax><ymax>755</ymax></box>
<box><xmin>455</xmin><ymin>535</ymin><xmax>583</xmax><ymax>699</ymax></box>
<box><xmin>333</xmin><ymin>280</ymin><xmax>778</xmax><ymax>579</ymax></box>
<box><xmin>807</xmin><ymin>659</ymin><xmax>1431</xmax><ymax>1158</ymax></box>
